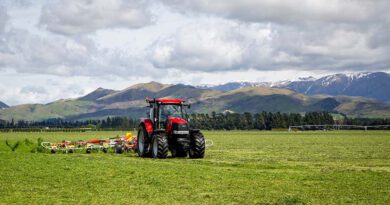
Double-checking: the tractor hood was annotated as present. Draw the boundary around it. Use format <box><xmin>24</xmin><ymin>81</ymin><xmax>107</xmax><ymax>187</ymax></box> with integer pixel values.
<box><xmin>167</xmin><ymin>117</ymin><xmax>188</xmax><ymax>124</ymax></box>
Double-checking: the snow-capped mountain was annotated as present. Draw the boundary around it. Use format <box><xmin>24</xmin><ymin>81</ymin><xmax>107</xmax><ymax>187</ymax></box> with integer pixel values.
<box><xmin>201</xmin><ymin>72</ymin><xmax>390</xmax><ymax>103</ymax></box>
<box><xmin>280</xmin><ymin>72</ymin><xmax>390</xmax><ymax>102</ymax></box>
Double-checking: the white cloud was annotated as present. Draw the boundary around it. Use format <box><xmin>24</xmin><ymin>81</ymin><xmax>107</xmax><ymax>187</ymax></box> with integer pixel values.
<box><xmin>0</xmin><ymin>29</ymin><xmax>96</xmax><ymax>75</ymax></box>
<box><xmin>149</xmin><ymin>19</ymin><xmax>275</xmax><ymax>71</ymax></box>
<box><xmin>149</xmin><ymin>18</ymin><xmax>390</xmax><ymax>72</ymax></box>
<box><xmin>0</xmin><ymin>28</ymin><xmax>173</xmax><ymax>80</ymax></box>
<box><xmin>270</xmin><ymin>24</ymin><xmax>390</xmax><ymax>71</ymax></box>
<box><xmin>157</xmin><ymin>0</ymin><xmax>390</xmax><ymax>71</ymax></box>
<box><xmin>0</xmin><ymin>6</ymin><xmax>8</xmax><ymax>33</ymax></box>
<box><xmin>39</xmin><ymin>0</ymin><xmax>154</xmax><ymax>35</ymax></box>
<box><xmin>162</xmin><ymin>0</ymin><xmax>389</xmax><ymax>25</ymax></box>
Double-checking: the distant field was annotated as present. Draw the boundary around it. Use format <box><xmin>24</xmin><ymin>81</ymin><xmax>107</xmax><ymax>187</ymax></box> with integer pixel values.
<box><xmin>0</xmin><ymin>131</ymin><xmax>389</xmax><ymax>204</ymax></box>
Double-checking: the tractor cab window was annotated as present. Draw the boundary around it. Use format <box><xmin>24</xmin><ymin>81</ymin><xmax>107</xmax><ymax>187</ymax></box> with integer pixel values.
<box><xmin>149</xmin><ymin>108</ymin><xmax>153</xmax><ymax>120</ymax></box>
<box><xmin>159</xmin><ymin>104</ymin><xmax>182</xmax><ymax>122</ymax></box>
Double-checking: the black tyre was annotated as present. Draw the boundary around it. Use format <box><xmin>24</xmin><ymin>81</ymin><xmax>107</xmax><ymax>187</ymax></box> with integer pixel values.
<box><xmin>114</xmin><ymin>144</ymin><xmax>123</xmax><ymax>154</ymax></box>
<box><xmin>102</xmin><ymin>148</ymin><xmax>108</xmax><ymax>153</ymax></box>
<box><xmin>189</xmin><ymin>132</ymin><xmax>205</xmax><ymax>158</ymax></box>
<box><xmin>86</xmin><ymin>148</ymin><xmax>92</xmax><ymax>154</ymax></box>
<box><xmin>51</xmin><ymin>149</ymin><xmax>56</xmax><ymax>154</ymax></box>
<box><xmin>68</xmin><ymin>149</ymin><xmax>74</xmax><ymax>154</ymax></box>
<box><xmin>137</xmin><ymin>125</ymin><xmax>150</xmax><ymax>157</ymax></box>
<box><xmin>151</xmin><ymin>133</ymin><xmax>168</xmax><ymax>159</ymax></box>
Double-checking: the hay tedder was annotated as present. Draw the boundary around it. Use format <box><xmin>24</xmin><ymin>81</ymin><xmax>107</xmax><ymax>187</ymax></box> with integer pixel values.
<box><xmin>41</xmin><ymin>133</ymin><xmax>137</xmax><ymax>154</ymax></box>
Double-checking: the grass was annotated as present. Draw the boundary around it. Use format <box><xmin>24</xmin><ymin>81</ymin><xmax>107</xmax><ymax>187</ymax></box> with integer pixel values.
<box><xmin>0</xmin><ymin>131</ymin><xmax>389</xmax><ymax>204</ymax></box>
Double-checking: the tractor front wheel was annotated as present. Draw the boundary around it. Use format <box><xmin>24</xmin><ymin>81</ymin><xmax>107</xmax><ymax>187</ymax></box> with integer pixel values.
<box><xmin>151</xmin><ymin>133</ymin><xmax>168</xmax><ymax>159</ymax></box>
<box><xmin>189</xmin><ymin>132</ymin><xmax>205</xmax><ymax>158</ymax></box>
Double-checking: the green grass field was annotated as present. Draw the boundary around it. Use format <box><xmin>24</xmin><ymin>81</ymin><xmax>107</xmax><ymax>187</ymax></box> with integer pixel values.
<box><xmin>0</xmin><ymin>131</ymin><xmax>389</xmax><ymax>204</ymax></box>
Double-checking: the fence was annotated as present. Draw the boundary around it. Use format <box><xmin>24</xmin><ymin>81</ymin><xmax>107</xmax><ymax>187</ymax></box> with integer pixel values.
<box><xmin>288</xmin><ymin>125</ymin><xmax>390</xmax><ymax>131</ymax></box>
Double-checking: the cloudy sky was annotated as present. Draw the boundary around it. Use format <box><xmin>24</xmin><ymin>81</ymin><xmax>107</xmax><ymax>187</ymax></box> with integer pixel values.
<box><xmin>0</xmin><ymin>0</ymin><xmax>389</xmax><ymax>105</ymax></box>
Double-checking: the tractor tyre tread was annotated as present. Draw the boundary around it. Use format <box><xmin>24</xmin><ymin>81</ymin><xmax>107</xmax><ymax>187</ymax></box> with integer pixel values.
<box><xmin>189</xmin><ymin>132</ymin><xmax>205</xmax><ymax>158</ymax></box>
<box><xmin>137</xmin><ymin>125</ymin><xmax>151</xmax><ymax>157</ymax></box>
<box><xmin>152</xmin><ymin>133</ymin><xmax>168</xmax><ymax>159</ymax></box>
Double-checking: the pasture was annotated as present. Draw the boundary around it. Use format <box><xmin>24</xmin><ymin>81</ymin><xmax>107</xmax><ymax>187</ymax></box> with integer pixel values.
<box><xmin>0</xmin><ymin>131</ymin><xmax>389</xmax><ymax>204</ymax></box>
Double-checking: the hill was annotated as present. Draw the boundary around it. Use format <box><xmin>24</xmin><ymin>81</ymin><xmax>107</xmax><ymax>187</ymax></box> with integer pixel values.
<box><xmin>0</xmin><ymin>100</ymin><xmax>97</xmax><ymax>121</ymax></box>
<box><xmin>78</xmin><ymin>88</ymin><xmax>115</xmax><ymax>102</ymax></box>
<box><xmin>0</xmin><ymin>82</ymin><xmax>389</xmax><ymax>121</ymax></box>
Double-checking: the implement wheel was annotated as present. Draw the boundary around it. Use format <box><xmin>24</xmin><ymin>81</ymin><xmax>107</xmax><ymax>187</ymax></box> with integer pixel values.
<box><xmin>102</xmin><ymin>148</ymin><xmax>108</xmax><ymax>153</ymax></box>
<box><xmin>114</xmin><ymin>144</ymin><xmax>123</xmax><ymax>154</ymax></box>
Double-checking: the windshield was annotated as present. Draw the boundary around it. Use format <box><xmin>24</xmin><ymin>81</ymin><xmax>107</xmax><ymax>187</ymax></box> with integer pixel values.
<box><xmin>159</xmin><ymin>104</ymin><xmax>182</xmax><ymax>121</ymax></box>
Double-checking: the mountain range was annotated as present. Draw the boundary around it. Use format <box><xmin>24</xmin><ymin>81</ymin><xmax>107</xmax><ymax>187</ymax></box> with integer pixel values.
<box><xmin>0</xmin><ymin>76</ymin><xmax>389</xmax><ymax>121</ymax></box>
<box><xmin>200</xmin><ymin>72</ymin><xmax>390</xmax><ymax>103</ymax></box>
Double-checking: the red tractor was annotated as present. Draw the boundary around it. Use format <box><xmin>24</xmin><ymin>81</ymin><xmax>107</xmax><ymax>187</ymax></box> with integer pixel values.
<box><xmin>137</xmin><ymin>98</ymin><xmax>205</xmax><ymax>159</ymax></box>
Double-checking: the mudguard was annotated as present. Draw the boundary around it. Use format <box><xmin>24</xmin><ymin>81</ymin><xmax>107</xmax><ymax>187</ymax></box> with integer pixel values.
<box><xmin>140</xmin><ymin>118</ymin><xmax>154</xmax><ymax>134</ymax></box>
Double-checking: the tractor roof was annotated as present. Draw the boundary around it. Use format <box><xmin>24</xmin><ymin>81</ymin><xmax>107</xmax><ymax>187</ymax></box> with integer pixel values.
<box><xmin>146</xmin><ymin>98</ymin><xmax>185</xmax><ymax>105</ymax></box>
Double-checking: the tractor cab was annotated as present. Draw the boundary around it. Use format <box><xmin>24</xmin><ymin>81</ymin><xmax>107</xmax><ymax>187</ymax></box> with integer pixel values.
<box><xmin>137</xmin><ymin>98</ymin><xmax>205</xmax><ymax>159</ymax></box>
<box><xmin>146</xmin><ymin>98</ymin><xmax>189</xmax><ymax>130</ymax></box>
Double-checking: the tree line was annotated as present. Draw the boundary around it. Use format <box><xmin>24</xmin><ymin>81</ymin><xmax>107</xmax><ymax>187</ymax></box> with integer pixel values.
<box><xmin>342</xmin><ymin>117</ymin><xmax>390</xmax><ymax>126</ymax></box>
<box><xmin>189</xmin><ymin>111</ymin><xmax>334</xmax><ymax>130</ymax></box>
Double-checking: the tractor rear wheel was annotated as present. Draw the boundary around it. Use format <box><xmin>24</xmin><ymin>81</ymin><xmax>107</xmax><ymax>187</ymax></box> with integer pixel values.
<box><xmin>137</xmin><ymin>125</ymin><xmax>150</xmax><ymax>157</ymax></box>
<box><xmin>189</xmin><ymin>132</ymin><xmax>205</xmax><ymax>158</ymax></box>
<box><xmin>151</xmin><ymin>133</ymin><xmax>168</xmax><ymax>159</ymax></box>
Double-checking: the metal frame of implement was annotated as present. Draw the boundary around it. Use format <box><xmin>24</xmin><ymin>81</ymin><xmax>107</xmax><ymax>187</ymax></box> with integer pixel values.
<box><xmin>41</xmin><ymin>133</ymin><xmax>137</xmax><ymax>154</ymax></box>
